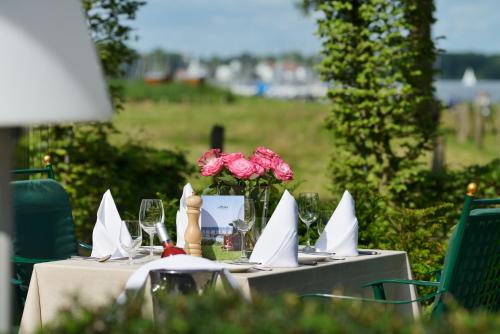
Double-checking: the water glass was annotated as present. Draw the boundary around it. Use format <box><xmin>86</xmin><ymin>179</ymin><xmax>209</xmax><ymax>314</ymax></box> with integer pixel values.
<box><xmin>139</xmin><ymin>199</ymin><xmax>164</xmax><ymax>256</ymax></box>
<box><xmin>298</xmin><ymin>192</ymin><xmax>319</xmax><ymax>253</ymax></box>
<box><xmin>233</xmin><ymin>198</ymin><xmax>256</xmax><ymax>262</ymax></box>
<box><xmin>119</xmin><ymin>220</ymin><xmax>142</xmax><ymax>265</ymax></box>
<box><xmin>317</xmin><ymin>209</ymin><xmax>331</xmax><ymax>236</ymax></box>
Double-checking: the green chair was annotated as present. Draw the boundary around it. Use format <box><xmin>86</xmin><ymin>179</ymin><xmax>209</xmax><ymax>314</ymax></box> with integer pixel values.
<box><xmin>302</xmin><ymin>183</ymin><xmax>500</xmax><ymax>318</ymax></box>
<box><xmin>11</xmin><ymin>159</ymin><xmax>91</xmax><ymax>322</ymax></box>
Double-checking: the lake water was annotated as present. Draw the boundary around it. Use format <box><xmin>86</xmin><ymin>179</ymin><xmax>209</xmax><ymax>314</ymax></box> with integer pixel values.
<box><xmin>436</xmin><ymin>80</ymin><xmax>500</xmax><ymax>104</ymax></box>
<box><xmin>230</xmin><ymin>79</ymin><xmax>500</xmax><ymax>102</ymax></box>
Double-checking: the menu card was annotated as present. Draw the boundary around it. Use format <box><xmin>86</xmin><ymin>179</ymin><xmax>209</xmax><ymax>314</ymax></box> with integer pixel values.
<box><xmin>201</xmin><ymin>195</ymin><xmax>244</xmax><ymax>242</ymax></box>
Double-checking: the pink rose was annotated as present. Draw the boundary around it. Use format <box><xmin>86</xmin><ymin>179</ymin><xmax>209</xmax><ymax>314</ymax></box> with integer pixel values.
<box><xmin>201</xmin><ymin>157</ymin><xmax>224</xmax><ymax>176</ymax></box>
<box><xmin>252</xmin><ymin>147</ymin><xmax>280</xmax><ymax>170</ymax></box>
<box><xmin>252</xmin><ymin>161</ymin><xmax>265</xmax><ymax>177</ymax></box>
<box><xmin>221</xmin><ymin>152</ymin><xmax>244</xmax><ymax>164</ymax></box>
<box><xmin>197</xmin><ymin>148</ymin><xmax>221</xmax><ymax>168</ymax></box>
<box><xmin>227</xmin><ymin>158</ymin><xmax>255</xmax><ymax>180</ymax></box>
<box><xmin>271</xmin><ymin>157</ymin><xmax>293</xmax><ymax>181</ymax></box>
<box><xmin>255</xmin><ymin>147</ymin><xmax>279</xmax><ymax>160</ymax></box>
<box><xmin>250</xmin><ymin>154</ymin><xmax>272</xmax><ymax>170</ymax></box>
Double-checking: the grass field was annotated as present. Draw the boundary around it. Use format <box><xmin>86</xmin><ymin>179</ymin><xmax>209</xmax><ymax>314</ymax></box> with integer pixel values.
<box><xmin>113</xmin><ymin>98</ymin><xmax>334</xmax><ymax>196</ymax></box>
<box><xmin>112</xmin><ymin>83</ymin><xmax>499</xmax><ymax>198</ymax></box>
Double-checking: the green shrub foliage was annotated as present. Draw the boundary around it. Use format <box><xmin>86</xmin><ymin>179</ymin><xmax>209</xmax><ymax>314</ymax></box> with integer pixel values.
<box><xmin>117</xmin><ymin>80</ymin><xmax>236</xmax><ymax>104</ymax></box>
<box><xmin>40</xmin><ymin>291</ymin><xmax>500</xmax><ymax>333</ymax></box>
<box><xmin>306</xmin><ymin>0</ymin><xmax>445</xmax><ymax>288</ymax></box>
<box><xmin>49</xmin><ymin>125</ymin><xmax>193</xmax><ymax>243</ymax></box>
<box><xmin>307</xmin><ymin>0</ymin><xmax>439</xmax><ymax>196</ymax></box>
<box><xmin>17</xmin><ymin>0</ymin><xmax>195</xmax><ymax>241</ymax></box>
<box><xmin>84</xmin><ymin>0</ymin><xmax>146</xmax><ymax>110</ymax></box>
<box><xmin>305</xmin><ymin>0</ymin><xmax>499</xmax><ymax>299</ymax></box>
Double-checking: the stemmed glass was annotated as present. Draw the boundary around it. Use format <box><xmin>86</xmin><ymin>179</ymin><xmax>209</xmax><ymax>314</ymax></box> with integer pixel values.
<box><xmin>119</xmin><ymin>220</ymin><xmax>142</xmax><ymax>265</ymax></box>
<box><xmin>233</xmin><ymin>198</ymin><xmax>256</xmax><ymax>262</ymax></box>
<box><xmin>317</xmin><ymin>209</ymin><xmax>330</xmax><ymax>237</ymax></box>
<box><xmin>298</xmin><ymin>192</ymin><xmax>319</xmax><ymax>253</ymax></box>
<box><xmin>139</xmin><ymin>199</ymin><xmax>164</xmax><ymax>256</ymax></box>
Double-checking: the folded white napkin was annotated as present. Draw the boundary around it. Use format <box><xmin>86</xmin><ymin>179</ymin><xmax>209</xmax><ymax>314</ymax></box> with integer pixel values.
<box><xmin>91</xmin><ymin>189</ymin><xmax>130</xmax><ymax>259</ymax></box>
<box><xmin>175</xmin><ymin>183</ymin><xmax>195</xmax><ymax>248</ymax></box>
<box><xmin>249</xmin><ymin>190</ymin><xmax>298</xmax><ymax>267</ymax></box>
<box><xmin>117</xmin><ymin>255</ymin><xmax>243</xmax><ymax>303</ymax></box>
<box><xmin>315</xmin><ymin>190</ymin><xmax>358</xmax><ymax>256</ymax></box>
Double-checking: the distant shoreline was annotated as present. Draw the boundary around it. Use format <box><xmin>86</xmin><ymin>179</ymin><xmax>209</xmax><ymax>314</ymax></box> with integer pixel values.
<box><xmin>435</xmin><ymin>79</ymin><xmax>500</xmax><ymax>103</ymax></box>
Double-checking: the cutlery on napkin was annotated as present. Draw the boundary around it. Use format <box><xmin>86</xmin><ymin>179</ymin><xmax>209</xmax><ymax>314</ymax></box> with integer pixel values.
<box><xmin>249</xmin><ymin>190</ymin><xmax>299</xmax><ymax>268</ymax></box>
<box><xmin>175</xmin><ymin>183</ymin><xmax>199</xmax><ymax>248</ymax></box>
<box><xmin>70</xmin><ymin>254</ymin><xmax>112</xmax><ymax>262</ymax></box>
<box><xmin>315</xmin><ymin>190</ymin><xmax>359</xmax><ymax>257</ymax></box>
<box><xmin>117</xmin><ymin>255</ymin><xmax>245</xmax><ymax>303</ymax></box>
<box><xmin>91</xmin><ymin>189</ymin><xmax>130</xmax><ymax>259</ymax></box>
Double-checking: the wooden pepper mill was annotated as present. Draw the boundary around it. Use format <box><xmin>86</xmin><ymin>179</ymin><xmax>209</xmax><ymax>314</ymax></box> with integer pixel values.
<box><xmin>184</xmin><ymin>194</ymin><xmax>203</xmax><ymax>257</ymax></box>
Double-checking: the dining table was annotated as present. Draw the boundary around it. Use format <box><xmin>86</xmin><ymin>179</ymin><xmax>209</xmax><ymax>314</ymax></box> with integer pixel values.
<box><xmin>19</xmin><ymin>249</ymin><xmax>418</xmax><ymax>333</ymax></box>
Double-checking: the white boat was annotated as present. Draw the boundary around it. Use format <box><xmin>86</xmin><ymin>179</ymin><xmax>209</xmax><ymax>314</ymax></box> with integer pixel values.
<box><xmin>462</xmin><ymin>67</ymin><xmax>477</xmax><ymax>87</ymax></box>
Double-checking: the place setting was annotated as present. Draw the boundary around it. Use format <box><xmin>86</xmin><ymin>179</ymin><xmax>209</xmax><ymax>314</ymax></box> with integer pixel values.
<box><xmin>16</xmin><ymin>146</ymin><xmax>423</xmax><ymax>334</ymax></box>
<box><xmin>29</xmin><ymin>144</ymin><xmax>385</xmax><ymax>324</ymax></box>
<box><xmin>70</xmin><ymin>192</ymin><xmax>166</xmax><ymax>265</ymax></box>
<box><xmin>69</xmin><ymin>174</ymin><xmax>378</xmax><ymax>276</ymax></box>
<box><xmin>294</xmin><ymin>189</ymin><xmax>362</xmax><ymax>265</ymax></box>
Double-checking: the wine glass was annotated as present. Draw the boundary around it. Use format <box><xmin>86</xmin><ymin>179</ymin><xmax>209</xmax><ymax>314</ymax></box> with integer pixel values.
<box><xmin>139</xmin><ymin>199</ymin><xmax>164</xmax><ymax>256</ymax></box>
<box><xmin>119</xmin><ymin>220</ymin><xmax>142</xmax><ymax>265</ymax></box>
<box><xmin>317</xmin><ymin>209</ymin><xmax>330</xmax><ymax>236</ymax></box>
<box><xmin>233</xmin><ymin>198</ymin><xmax>255</xmax><ymax>262</ymax></box>
<box><xmin>298</xmin><ymin>192</ymin><xmax>319</xmax><ymax>253</ymax></box>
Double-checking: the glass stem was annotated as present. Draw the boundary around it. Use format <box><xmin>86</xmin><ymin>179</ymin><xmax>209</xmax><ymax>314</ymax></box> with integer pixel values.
<box><xmin>150</xmin><ymin>233</ymin><xmax>154</xmax><ymax>256</ymax></box>
<box><xmin>306</xmin><ymin>225</ymin><xmax>310</xmax><ymax>247</ymax></box>
<box><xmin>240</xmin><ymin>232</ymin><xmax>246</xmax><ymax>259</ymax></box>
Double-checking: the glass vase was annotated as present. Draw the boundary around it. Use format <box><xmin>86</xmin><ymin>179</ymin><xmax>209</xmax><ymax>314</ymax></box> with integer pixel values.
<box><xmin>252</xmin><ymin>185</ymin><xmax>270</xmax><ymax>236</ymax></box>
<box><xmin>216</xmin><ymin>183</ymin><xmax>270</xmax><ymax>250</ymax></box>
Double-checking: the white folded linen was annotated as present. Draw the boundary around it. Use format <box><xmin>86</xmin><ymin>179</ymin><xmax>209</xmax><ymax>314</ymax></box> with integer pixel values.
<box><xmin>117</xmin><ymin>255</ymin><xmax>243</xmax><ymax>303</ymax></box>
<box><xmin>315</xmin><ymin>190</ymin><xmax>359</xmax><ymax>256</ymax></box>
<box><xmin>91</xmin><ymin>189</ymin><xmax>130</xmax><ymax>259</ymax></box>
<box><xmin>249</xmin><ymin>190</ymin><xmax>298</xmax><ymax>267</ymax></box>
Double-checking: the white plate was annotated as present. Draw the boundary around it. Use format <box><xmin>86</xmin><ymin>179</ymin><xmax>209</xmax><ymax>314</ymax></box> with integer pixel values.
<box><xmin>138</xmin><ymin>246</ymin><xmax>163</xmax><ymax>254</ymax></box>
<box><xmin>218</xmin><ymin>262</ymin><xmax>255</xmax><ymax>273</ymax></box>
<box><xmin>298</xmin><ymin>252</ymin><xmax>331</xmax><ymax>263</ymax></box>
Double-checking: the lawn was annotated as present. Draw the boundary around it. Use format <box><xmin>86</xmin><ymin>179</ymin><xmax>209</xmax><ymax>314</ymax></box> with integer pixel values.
<box><xmin>113</xmin><ymin>98</ymin><xmax>334</xmax><ymax>197</ymax></box>
<box><xmin>112</xmin><ymin>82</ymin><xmax>499</xmax><ymax>198</ymax></box>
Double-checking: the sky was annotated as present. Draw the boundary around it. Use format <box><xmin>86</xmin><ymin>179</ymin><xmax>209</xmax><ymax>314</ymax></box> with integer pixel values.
<box><xmin>129</xmin><ymin>0</ymin><xmax>500</xmax><ymax>56</ymax></box>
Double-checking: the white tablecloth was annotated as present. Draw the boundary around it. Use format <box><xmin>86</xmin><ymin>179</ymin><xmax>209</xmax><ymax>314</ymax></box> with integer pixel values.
<box><xmin>20</xmin><ymin>250</ymin><xmax>417</xmax><ymax>333</ymax></box>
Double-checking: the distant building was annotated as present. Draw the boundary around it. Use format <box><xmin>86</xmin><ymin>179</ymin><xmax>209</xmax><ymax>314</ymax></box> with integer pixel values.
<box><xmin>144</xmin><ymin>70</ymin><xmax>172</xmax><ymax>85</ymax></box>
<box><xmin>255</xmin><ymin>61</ymin><xmax>274</xmax><ymax>83</ymax></box>
<box><xmin>229</xmin><ymin>60</ymin><xmax>242</xmax><ymax>75</ymax></box>
<box><xmin>176</xmin><ymin>59</ymin><xmax>207</xmax><ymax>86</ymax></box>
<box><xmin>215</xmin><ymin>65</ymin><xmax>233</xmax><ymax>83</ymax></box>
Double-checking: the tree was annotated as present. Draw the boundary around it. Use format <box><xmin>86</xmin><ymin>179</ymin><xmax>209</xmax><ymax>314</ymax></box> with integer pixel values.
<box><xmin>84</xmin><ymin>0</ymin><xmax>145</xmax><ymax>109</ymax></box>
<box><xmin>26</xmin><ymin>1</ymin><xmax>191</xmax><ymax>241</ymax></box>
<box><xmin>303</xmin><ymin>0</ymin><xmax>440</xmax><ymax>197</ymax></box>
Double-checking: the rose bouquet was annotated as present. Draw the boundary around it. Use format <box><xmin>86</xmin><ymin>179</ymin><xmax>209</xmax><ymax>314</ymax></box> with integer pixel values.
<box><xmin>198</xmin><ymin>146</ymin><xmax>293</xmax><ymax>232</ymax></box>
<box><xmin>198</xmin><ymin>146</ymin><xmax>293</xmax><ymax>195</ymax></box>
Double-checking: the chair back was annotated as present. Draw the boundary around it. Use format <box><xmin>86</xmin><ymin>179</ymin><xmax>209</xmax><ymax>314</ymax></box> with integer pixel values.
<box><xmin>12</xmin><ymin>178</ymin><xmax>78</xmax><ymax>259</ymax></box>
<box><xmin>10</xmin><ymin>160</ymin><xmax>79</xmax><ymax>326</ymax></box>
<box><xmin>433</xmin><ymin>184</ymin><xmax>500</xmax><ymax>317</ymax></box>
<box><xmin>12</xmin><ymin>164</ymin><xmax>54</xmax><ymax>180</ymax></box>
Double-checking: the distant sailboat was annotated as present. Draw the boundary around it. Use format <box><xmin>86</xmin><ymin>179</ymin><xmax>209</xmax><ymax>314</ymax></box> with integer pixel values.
<box><xmin>462</xmin><ymin>67</ymin><xmax>477</xmax><ymax>87</ymax></box>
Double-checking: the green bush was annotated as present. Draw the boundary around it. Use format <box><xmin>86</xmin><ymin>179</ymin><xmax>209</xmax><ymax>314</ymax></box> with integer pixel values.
<box><xmin>116</xmin><ymin>80</ymin><xmax>236</xmax><ymax>104</ymax></box>
<box><xmin>308</xmin><ymin>159</ymin><xmax>500</xmax><ymax>300</ymax></box>
<box><xmin>39</xmin><ymin>291</ymin><xmax>500</xmax><ymax>333</ymax></box>
<box><xmin>49</xmin><ymin>125</ymin><xmax>195</xmax><ymax>243</ymax></box>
